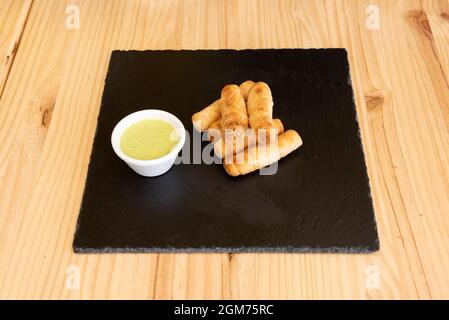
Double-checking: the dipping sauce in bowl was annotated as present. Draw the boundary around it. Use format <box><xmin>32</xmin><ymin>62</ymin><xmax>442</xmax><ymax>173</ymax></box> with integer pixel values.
<box><xmin>120</xmin><ymin>119</ymin><xmax>180</xmax><ymax>160</ymax></box>
<box><xmin>111</xmin><ymin>109</ymin><xmax>185</xmax><ymax>177</ymax></box>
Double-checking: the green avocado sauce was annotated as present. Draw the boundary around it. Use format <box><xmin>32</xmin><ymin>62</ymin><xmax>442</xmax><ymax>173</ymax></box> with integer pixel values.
<box><xmin>120</xmin><ymin>119</ymin><xmax>179</xmax><ymax>160</ymax></box>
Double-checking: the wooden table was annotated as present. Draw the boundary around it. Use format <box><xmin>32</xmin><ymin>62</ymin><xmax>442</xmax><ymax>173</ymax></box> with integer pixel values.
<box><xmin>0</xmin><ymin>0</ymin><xmax>448</xmax><ymax>300</ymax></box>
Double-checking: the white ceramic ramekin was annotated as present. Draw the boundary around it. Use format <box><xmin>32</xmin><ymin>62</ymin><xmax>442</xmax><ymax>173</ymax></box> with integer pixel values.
<box><xmin>111</xmin><ymin>109</ymin><xmax>186</xmax><ymax>177</ymax></box>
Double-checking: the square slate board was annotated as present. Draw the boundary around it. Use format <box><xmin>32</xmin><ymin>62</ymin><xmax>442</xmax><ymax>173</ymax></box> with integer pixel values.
<box><xmin>73</xmin><ymin>49</ymin><xmax>379</xmax><ymax>253</ymax></box>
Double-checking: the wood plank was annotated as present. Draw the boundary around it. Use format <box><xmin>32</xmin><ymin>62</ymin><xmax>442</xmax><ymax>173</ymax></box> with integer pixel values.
<box><xmin>0</xmin><ymin>0</ymin><xmax>33</xmax><ymax>97</ymax></box>
<box><xmin>392</xmin><ymin>0</ymin><xmax>449</xmax><ymax>299</ymax></box>
<box><xmin>0</xmin><ymin>0</ymin><xmax>448</xmax><ymax>299</ymax></box>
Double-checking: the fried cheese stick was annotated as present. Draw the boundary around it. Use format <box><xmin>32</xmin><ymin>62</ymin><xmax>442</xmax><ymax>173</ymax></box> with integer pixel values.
<box><xmin>223</xmin><ymin>130</ymin><xmax>302</xmax><ymax>177</ymax></box>
<box><xmin>192</xmin><ymin>80</ymin><xmax>255</xmax><ymax>132</ymax></box>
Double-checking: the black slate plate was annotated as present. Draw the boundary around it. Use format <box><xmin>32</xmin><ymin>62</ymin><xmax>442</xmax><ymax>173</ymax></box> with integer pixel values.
<box><xmin>73</xmin><ymin>49</ymin><xmax>379</xmax><ymax>253</ymax></box>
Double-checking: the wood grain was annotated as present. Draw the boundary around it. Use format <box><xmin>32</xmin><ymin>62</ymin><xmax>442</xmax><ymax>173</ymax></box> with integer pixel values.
<box><xmin>0</xmin><ymin>0</ymin><xmax>33</xmax><ymax>97</ymax></box>
<box><xmin>0</xmin><ymin>0</ymin><xmax>448</xmax><ymax>299</ymax></box>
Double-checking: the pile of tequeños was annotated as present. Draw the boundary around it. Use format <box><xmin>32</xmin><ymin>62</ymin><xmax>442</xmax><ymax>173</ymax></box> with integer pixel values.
<box><xmin>192</xmin><ymin>81</ymin><xmax>302</xmax><ymax>177</ymax></box>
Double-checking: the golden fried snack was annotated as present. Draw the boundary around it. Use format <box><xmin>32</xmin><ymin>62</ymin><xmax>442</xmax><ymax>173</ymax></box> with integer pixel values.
<box><xmin>273</xmin><ymin>119</ymin><xmax>284</xmax><ymax>136</ymax></box>
<box><xmin>247</xmin><ymin>82</ymin><xmax>276</xmax><ymax>135</ymax></box>
<box><xmin>223</xmin><ymin>130</ymin><xmax>302</xmax><ymax>177</ymax></box>
<box><xmin>212</xmin><ymin>119</ymin><xmax>284</xmax><ymax>156</ymax></box>
<box><xmin>192</xmin><ymin>99</ymin><xmax>221</xmax><ymax>132</ymax></box>
<box><xmin>219</xmin><ymin>84</ymin><xmax>248</xmax><ymax>130</ymax></box>
<box><xmin>239</xmin><ymin>80</ymin><xmax>255</xmax><ymax>100</ymax></box>
<box><xmin>192</xmin><ymin>80</ymin><xmax>255</xmax><ymax>132</ymax></box>
<box><xmin>207</xmin><ymin>118</ymin><xmax>283</xmax><ymax>143</ymax></box>
<box><xmin>206</xmin><ymin>119</ymin><xmax>222</xmax><ymax>142</ymax></box>
<box><xmin>212</xmin><ymin>119</ymin><xmax>285</xmax><ymax>158</ymax></box>
<box><xmin>213</xmin><ymin>84</ymin><xmax>249</xmax><ymax>158</ymax></box>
